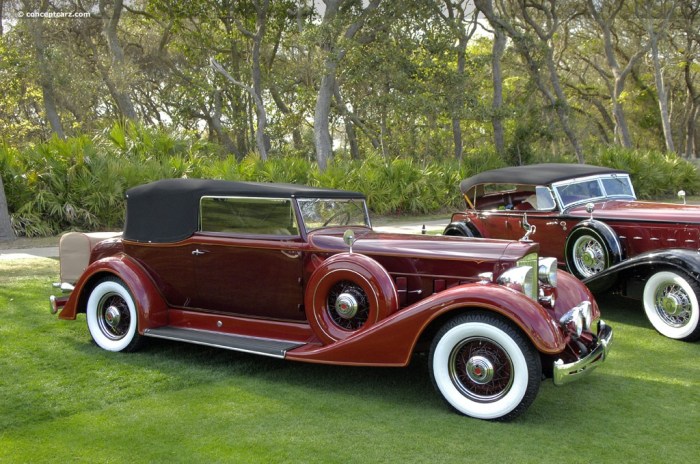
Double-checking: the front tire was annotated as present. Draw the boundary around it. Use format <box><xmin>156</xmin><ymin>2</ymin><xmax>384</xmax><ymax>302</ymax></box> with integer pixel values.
<box><xmin>643</xmin><ymin>270</ymin><xmax>700</xmax><ymax>342</ymax></box>
<box><xmin>566</xmin><ymin>228</ymin><xmax>611</xmax><ymax>279</ymax></box>
<box><xmin>86</xmin><ymin>276</ymin><xmax>143</xmax><ymax>352</ymax></box>
<box><xmin>429</xmin><ymin>313</ymin><xmax>541</xmax><ymax>421</ymax></box>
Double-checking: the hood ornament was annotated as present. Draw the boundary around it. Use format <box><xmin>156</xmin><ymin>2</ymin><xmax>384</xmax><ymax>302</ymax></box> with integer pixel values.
<box><xmin>343</xmin><ymin>229</ymin><xmax>356</xmax><ymax>253</ymax></box>
<box><xmin>585</xmin><ymin>202</ymin><xmax>595</xmax><ymax>220</ymax></box>
<box><xmin>520</xmin><ymin>213</ymin><xmax>536</xmax><ymax>242</ymax></box>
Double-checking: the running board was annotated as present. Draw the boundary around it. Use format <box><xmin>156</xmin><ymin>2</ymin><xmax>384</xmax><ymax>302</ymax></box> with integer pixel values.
<box><xmin>143</xmin><ymin>326</ymin><xmax>304</xmax><ymax>359</ymax></box>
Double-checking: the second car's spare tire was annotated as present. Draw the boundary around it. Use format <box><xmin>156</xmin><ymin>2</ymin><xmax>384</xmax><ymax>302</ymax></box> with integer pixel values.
<box><xmin>305</xmin><ymin>253</ymin><xmax>399</xmax><ymax>344</ymax></box>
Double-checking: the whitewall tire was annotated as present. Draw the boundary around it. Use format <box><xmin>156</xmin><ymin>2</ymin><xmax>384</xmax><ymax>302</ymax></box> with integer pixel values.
<box><xmin>429</xmin><ymin>313</ymin><xmax>541</xmax><ymax>421</ymax></box>
<box><xmin>643</xmin><ymin>270</ymin><xmax>700</xmax><ymax>342</ymax></box>
<box><xmin>86</xmin><ymin>277</ymin><xmax>143</xmax><ymax>352</ymax></box>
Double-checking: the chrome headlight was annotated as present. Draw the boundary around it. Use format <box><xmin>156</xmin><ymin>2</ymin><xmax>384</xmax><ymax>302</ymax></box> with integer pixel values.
<box><xmin>538</xmin><ymin>257</ymin><xmax>558</xmax><ymax>287</ymax></box>
<box><xmin>559</xmin><ymin>302</ymin><xmax>593</xmax><ymax>338</ymax></box>
<box><xmin>497</xmin><ymin>266</ymin><xmax>536</xmax><ymax>300</ymax></box>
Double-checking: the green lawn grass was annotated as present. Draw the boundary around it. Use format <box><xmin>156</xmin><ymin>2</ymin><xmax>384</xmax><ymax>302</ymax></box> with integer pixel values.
<box><xmin>1</xmin><ymin>258</ymin><xmax>699</xmax><ymax>463</ymax></box>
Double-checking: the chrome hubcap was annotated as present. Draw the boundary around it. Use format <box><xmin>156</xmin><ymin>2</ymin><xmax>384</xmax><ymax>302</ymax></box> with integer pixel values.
<box><xmin>574</xmin><ymin>236</ymin><xmax>605</xmax><ymax>276</ymax></box>
<box><xmin>465</xmin><ymin>355</ymin><xmax>495</xmax><ymax>384</ymax></box>
<box><xmin>335</xmin><ymin>293</ymin><xmax>359</xmax><ymax>320</ymax></box>
<box><xmin>654</xmin><ymin>282</ymin><xmax>691</xmax><ymax>327</ymax></box>
<box><xmin>327</xmin><ymin>281</ymin><xmax>370</xmax><ymax>331</ymax></box>
<box><xmin>97</xmin><ymin>293</ymin><xmax>130</xmax><ymax>340</ymax></box>
<box><xmin>104</xmin><ymin>305</ymin><xmax>122</xmax><ymax>329</ymax></box>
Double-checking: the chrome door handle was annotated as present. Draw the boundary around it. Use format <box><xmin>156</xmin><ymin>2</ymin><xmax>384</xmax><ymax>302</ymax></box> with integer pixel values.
<box><xmin>281</xmin><ymin>250</ymin><xmax>301</xmax><ymax>259</ymax></box>
<box><xmin>192</xmin><ymin>249</ymin><xmax>209</xmax><ymax>256</ymax></box>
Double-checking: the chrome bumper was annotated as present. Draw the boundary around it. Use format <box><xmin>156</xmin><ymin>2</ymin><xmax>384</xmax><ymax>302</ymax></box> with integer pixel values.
<box><xmin>49</xmin><ymin>282</ymin><xmax>74</xmax><ymax>314</ymax></box>
<box><xmin>553</xmin><ymin>320</ymin><xmax>613</xmax><ymax>386</ymax></box>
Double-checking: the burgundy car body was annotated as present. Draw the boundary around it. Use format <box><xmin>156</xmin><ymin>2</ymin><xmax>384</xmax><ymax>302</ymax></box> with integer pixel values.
<box><xmin>445</xmin><ymin>163</ymin><xmax>700</xmax><ymax>342</ymax></box>
<box><xmin>50</xmin><ymin>178</ymin><xmax>612</xmax><ymax>420</ymax></box>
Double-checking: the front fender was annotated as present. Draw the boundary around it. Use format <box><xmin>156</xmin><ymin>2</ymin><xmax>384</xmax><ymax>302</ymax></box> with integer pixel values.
<box><xmin>584</xmin><ymin>248</ymin><xmax>700</xmax><ymax>294</ymax></box>
<box><xmin>567</xmin><ymin>220</ymin><xmax>624</xmax><ymax>264</ymax></box>
<box><xmin>286</xmin><ymin>283</ymin><xmax>566</xmax><ymax>366</ymax></box>
<box><xmin>58</xmin><ymin>254</ymin><xmax>168</xmax><ymax>332</ymax></box>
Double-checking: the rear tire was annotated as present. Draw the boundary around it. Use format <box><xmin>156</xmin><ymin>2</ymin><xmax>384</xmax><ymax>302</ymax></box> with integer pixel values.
<box><xmin>643</xmin><ymin>270</ymin><xmax>700</xmax><ymax>341</ymax></box>
<box><xmin>86</xmin><ymin>276</ymin><xmax>143</xmax><ymax>352</ymax></box>
<box><xmin>429</xmin><ymin>313</ymin><xmax>541</xmax><ymax>421</ymax></box>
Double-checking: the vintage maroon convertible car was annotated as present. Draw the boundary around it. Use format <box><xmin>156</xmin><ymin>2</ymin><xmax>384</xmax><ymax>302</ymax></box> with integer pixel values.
<box><xmin>50</xmin><ymin>178</ymin><xmax>612</xmax><ymax>421</ymax></box>
<box><xmin>444</xmin><ymin>163</ymin><xmax>700</xmax><ymax>342</ymax></box>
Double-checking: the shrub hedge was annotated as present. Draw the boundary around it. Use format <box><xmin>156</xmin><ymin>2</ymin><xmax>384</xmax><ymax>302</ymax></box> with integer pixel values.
<box><xmin>1</xmin><ymin>124</ymin><xmax>698</xmax><ymax>237</ymax></box>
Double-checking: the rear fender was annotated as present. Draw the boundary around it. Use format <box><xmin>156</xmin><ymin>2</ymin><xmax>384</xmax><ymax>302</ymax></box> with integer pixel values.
<box><xmin>286</xmin><ymin>283</ymin><xmax>566</xmax><ymax>366</ymax></box>
<box><xmin>58</xmin><ymin>254</ymin><xmax>168</xmax><ymax>332</ymax></box>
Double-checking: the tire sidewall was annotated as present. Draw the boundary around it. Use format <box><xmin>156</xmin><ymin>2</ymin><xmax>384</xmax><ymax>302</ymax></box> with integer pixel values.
<box><xmin>643</xmin><ymin>271</ymin><xmax>700</xmax><ymax>340</ymax></box>
<box><xmin>86</xmin><ymin>278</ymin><xmax>139</xmax><ymax>352</ymax></box>
<box><xmin>430</xmin><ymin>318</ymin><xmax>534</xmax><ymax>420</ymax></box>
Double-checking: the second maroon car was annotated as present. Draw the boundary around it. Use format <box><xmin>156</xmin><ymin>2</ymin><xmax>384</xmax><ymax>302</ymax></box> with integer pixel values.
<box><xmin>445</xmin><ymin>163</ymin><xmax>700</xmax><ymax>341</ymax></box>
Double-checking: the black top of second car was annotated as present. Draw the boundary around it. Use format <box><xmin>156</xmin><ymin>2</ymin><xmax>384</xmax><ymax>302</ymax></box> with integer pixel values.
<box><xmin>460</xmin><ymin>163</ymin><xmax>628</xmax><ymax>194</ymax></box>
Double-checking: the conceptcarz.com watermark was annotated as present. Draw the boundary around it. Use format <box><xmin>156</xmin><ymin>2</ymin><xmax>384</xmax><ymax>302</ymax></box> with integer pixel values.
<box><xmin>18</xmin><ymin>11</ymin><xmax>93</xmax><ymax>19</ymax></box>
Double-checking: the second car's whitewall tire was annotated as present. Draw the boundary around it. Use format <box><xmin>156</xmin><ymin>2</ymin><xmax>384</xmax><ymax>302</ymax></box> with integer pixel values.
<box><xmin>86</xmin><ymin>277</ymin><xmax>142</xmax><ymax>352</ymax></box>
<box><xmin>643</xmin><ymin>270</ymin><xmax>700</xmax><ymax>342</ymax></box>
<box><xmin>429</xmin><ymin>313</ymin><xmax>541</xmax><ymax>421</ymax></box>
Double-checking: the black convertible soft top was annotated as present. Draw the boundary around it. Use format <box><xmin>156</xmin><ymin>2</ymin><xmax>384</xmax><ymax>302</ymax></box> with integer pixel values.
<box><xmin>460</xmin><ymin>163</ymin><xmax>628</xmax><ymax>194</ymax></box>
<box><xmin>123</xmin><ymin>178</ymin><xmax>364</xmax><ymax>243</ymax></box>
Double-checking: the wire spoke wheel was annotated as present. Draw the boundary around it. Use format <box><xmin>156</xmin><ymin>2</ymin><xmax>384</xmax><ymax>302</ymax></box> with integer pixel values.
<box><xmin>96</xmin><ymin>293</ymin><xmax>132</xmax><ymax>340</ymax></box>
<box><xmin>450</xmin><ymin>337</ymin><xmax>514</xmax><ymax>402</ymax></box>
<box><xmin>86</xmin><ymin>277</ymin><xmax>143</xmax><ymax>352</ymax></box>
<box><xmin>572</xmin><ymin>235</ymin><xmax>606</xmax><ymax>277</ymax></box>
<box><xmin>643</xmin><ymin>270</ymin><xmax>700</xmax><ymax>341</ymax></box>
<box><xmin>327</xmin><ymin>280</ymin><xmax>370</xmax><ymax>330</ymax></box>
<box><xmin>429</xmin><ymin>313</ymin><xmax>541</xmax><ymax>421</ymax></box>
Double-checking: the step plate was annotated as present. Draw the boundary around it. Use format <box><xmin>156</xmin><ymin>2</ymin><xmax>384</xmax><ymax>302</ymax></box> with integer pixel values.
<box><xmin>143</xmin><ymin>326</ymin><xmax>304</xmax><ymax>358</ymax></box>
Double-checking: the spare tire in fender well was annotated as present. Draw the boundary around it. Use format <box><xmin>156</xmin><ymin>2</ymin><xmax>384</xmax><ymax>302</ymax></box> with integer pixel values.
<box><xmin>304</xmin><ymin>253</ymin><xmax>399</xmax><ymax>345</ymax></box>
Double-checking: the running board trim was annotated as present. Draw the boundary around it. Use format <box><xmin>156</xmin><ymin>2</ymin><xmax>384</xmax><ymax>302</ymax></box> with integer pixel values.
<box><xmin>143</xmin><ymin>326</ymin><xmax>304</xmax><ymax>359</ymax></box>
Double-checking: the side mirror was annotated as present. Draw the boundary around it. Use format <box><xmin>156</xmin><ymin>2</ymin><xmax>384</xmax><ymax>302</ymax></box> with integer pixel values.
<box><xmin>343</xmin><ymin>229</ymin><xmax>356</xmax><ymax>253</ymax></box>
<box><xmin>678</xmin><ymin>190</ymin><xmax>686</xmax><ymax>205</ymax></box>
<box><xmin>585</xmin><ymin>202</ymin><xmax>595</xmax><ymax>220</ymax></box>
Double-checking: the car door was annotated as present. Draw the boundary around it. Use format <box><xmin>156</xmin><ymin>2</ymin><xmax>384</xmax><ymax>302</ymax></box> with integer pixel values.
<box><xmin>190</xmin><ymin>196</ymin><xmax>306</xmax><ymax>321</ymax></box>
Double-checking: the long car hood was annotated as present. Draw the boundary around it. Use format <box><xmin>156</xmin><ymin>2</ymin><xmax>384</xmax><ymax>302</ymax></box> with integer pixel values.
<box><xmin>308</xmin><ymin>229</ymin><xmax>538</xmax><ymax>263</ymax></box>
<box><xmin>567</xmin><ymin>200</ymin><xmax>700</xmax><ymax>224</ymax></box>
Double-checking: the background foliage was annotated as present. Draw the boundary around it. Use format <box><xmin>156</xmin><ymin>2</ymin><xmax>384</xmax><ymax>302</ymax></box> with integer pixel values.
<box><xmin>2</xmin><ymin>1</ymin><xmax>700</xmax><ymax>236</ymax></box>
<box><xmin>1</xmin><ymin>123</ymin><xmax>698</xmax><ymax>236</ymax></box>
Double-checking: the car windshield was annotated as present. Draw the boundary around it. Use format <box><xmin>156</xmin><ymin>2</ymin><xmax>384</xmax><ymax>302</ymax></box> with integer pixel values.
<box><xmin>554</xmin><ymin>174</ymin><xmax>635</xmax><ymax>208</ymax></box>
<box><xmin>297</xmin><ymin>198</ymin><xmax>370</xmax><ymax>231</ymax></box>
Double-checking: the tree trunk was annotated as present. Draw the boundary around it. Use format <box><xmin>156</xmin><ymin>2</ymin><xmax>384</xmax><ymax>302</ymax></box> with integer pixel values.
<box><xmin>26</xmin><ymin>0</ymin><xmax>65</xmax><ymax>138</ymax></box>
<box><xmin>476</xmin><ymin>0</ymin><xmax>583</xmax><ymax>162</ymax></box>
<box><xmin>99</xmin><ymin>0</ymin><xmax>137</xmax><ymax>120</ymax></box>
<box><xmin>314</xmin><ymin>70</ymin><xmax>336</xmax><ymax>171</ymax></box>
<box><xmin>651</xmin><ymin>34</ymin><xmax>675</xmax><ymax>153</ymax></box>
<box><xmin>333</xmin><ymin>83</ymin><xmax>360</xmax><ymax>160</ymax></box>
<box><xmin>587</xmin><ymin>0</ymin><xmax>649</xmax><ymax>149</ymax></box>
<box><xmin>270</xmin><ymin>86</ymin><xmax>303</xmax><ymax>149</ymax></box>
<box><xmin>491</xmin><ymin>25</ymin><xmax>506</xmax><ymax>155</ymax></box>
<box><xmin>235</xmin><ymin>0</ymin><xmax>270</xmax><ymax>159</ymax></box>
<box><xmin>451</xmin><ymin>36</ymin><xmax>466</xmax><ymax>161</ymax></box>
<box><xmin>0</xmin><ymin>176</ymin><xmax>15</xmax><ymax>242</ymax></box>
<box><xmin>313</xmin><ymin>0</ymin><xmax>379</xmax><ymax>171</ymax></box>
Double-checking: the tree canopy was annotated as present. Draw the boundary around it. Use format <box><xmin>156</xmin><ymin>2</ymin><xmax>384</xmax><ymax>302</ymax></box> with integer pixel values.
<box><xmin>1</xmin><ymin>0</ymin><xmax>699</xmax><ymax>165</ymax></box>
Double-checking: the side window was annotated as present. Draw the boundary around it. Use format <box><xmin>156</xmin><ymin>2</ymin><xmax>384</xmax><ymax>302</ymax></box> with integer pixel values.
<box><xmin>535</xmin><ymin>186</ymin><xmax>556</xmax><ymax>210</ymax></box>
<box><xmin>200</xmin><ymin>197</ymin><xmax>299</xmax><ymax>236</ymax></box>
